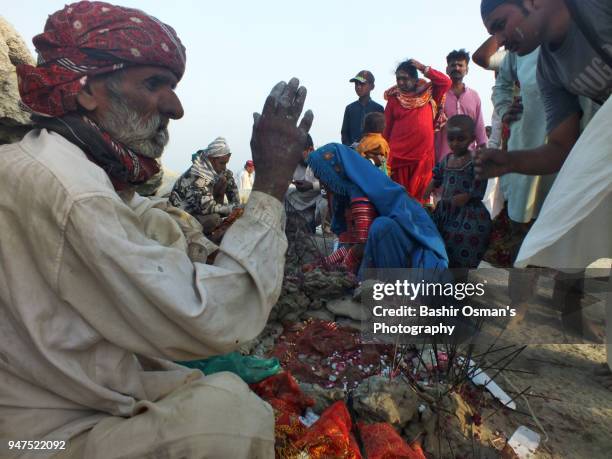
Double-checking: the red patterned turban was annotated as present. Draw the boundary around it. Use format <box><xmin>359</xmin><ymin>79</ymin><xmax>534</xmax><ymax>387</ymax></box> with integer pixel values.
<box><xmin>17</xmin><ymin>1</ymin><xmax>186</xmax><ymax>117</ymax></box>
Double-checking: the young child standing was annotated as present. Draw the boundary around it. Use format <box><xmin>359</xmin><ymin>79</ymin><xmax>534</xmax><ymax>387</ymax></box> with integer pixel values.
<box><xmin>356</xmin><ymin>112</ymin><xmax>391</xmax><ymax>176</ymax></box>
<box><xmin>430</xmin><ymin>115</ymin><xmax>491</xmax><ymax>268</ymax></box>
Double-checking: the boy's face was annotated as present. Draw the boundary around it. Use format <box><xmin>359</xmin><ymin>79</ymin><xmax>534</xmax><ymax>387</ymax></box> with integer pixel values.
<box><xmin>447</xmin><ymin>127</ymin><xmax>475</xmax><ymax>154</ymax></box>
<box><xmin>354</xmin><ymin>81</ymin><xmax>373</xmax><ymax>98</ymax></box>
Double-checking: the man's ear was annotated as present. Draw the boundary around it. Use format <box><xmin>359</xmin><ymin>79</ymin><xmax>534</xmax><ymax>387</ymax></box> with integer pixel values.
<box><xmin>75</xmin><ymin>78</ymin><xmax>106</xmax><ymax>112</ymax></box>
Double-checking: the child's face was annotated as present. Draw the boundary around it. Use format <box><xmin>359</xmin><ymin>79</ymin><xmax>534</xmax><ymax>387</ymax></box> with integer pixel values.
<box><xmin>354</xmin><ymin>81</ymin><xmax>372</xmax><ymax>98</ymax></box>
<box><xmin>366</xmin><ymin>152</ymin><xmax>383</xmax><ymax>166</ymax></box>
<box><xmin>447</xmin><ymin>127</ymin><xmax>475</xmax><ymax>155</ymax></box>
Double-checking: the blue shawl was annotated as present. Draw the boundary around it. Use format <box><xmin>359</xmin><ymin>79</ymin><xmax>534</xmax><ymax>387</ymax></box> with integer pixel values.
<box><xmin>307</xmin><ymin>143</ymin><xmax>448</xmax><ymax>270</ymax></box>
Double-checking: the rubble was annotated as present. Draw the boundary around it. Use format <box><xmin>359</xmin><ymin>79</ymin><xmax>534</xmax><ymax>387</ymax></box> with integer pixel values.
<box><xmin>0</xmin><ymin>17</ymin><xmax>35</xmax><ymax>144</ymax></box>
<box><xmin>352</xmin><ymin>375</ymin><xmax>420</xmax><ymax>427</ymax></box>
<box><xmin>325</xmin><ymin>295</ymin><xmax>370</xmax><ymax>321</ymax></box>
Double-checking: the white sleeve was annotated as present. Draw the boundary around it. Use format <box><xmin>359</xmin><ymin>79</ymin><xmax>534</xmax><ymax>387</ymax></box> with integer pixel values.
<box><xmin>59</xmin><ymin>191</ymin><xmax>287</xmax><ymax>360</ymax></box>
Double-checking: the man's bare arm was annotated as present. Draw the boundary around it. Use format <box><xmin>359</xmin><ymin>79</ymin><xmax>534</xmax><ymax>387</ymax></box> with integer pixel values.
<box><xmin>473</xmin><ymin>113</ymin><xmax>581</xmax><ymax>178</ymax></box>
<box><xmin>473</xmin><ymin>36</ymin><xmax>499</xmax><ymax>69</ymax></box>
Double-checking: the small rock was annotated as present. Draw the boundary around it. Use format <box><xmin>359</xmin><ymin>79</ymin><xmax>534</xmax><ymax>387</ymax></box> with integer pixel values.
<box><xmin>335</xmin><ymin>317</ymin><xmax>368</xmax><ymax>332</ymax></box>
<box><xmin>352</xmin><ymin>376</ymin><xmax>420</xmax><ymax>428</ymax></box>
<box><xmin>283</xmin><ymin>312</ymin><xmax>302</xmax><ymax>322</ymax></box>
<box><xmin>326</xmin><ymin>296</ymin><xmax>371</xmax><ymax>321</ymax></box>
<box><xmin>299</xmin><ymin>382</ymin><xmax>346</xmax><ymax>413</ymax></box>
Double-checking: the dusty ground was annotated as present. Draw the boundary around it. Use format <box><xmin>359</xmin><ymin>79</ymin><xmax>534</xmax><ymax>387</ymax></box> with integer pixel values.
<box><xmin>269</xmin><ymin>226</ymin><xmax>611</xmax><ymax>457</ymax></box>
<box><xmin>465</xmin><ymin>265</ymin><xmax>612</xmax><ymax>459</ymax></box>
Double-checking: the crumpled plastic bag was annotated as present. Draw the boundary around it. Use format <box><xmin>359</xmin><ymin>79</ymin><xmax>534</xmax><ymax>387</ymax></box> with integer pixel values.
<box><xmin>177</xmin><ymin>352</ymin><xmax>281</xmax><ymax>384</ymax></box>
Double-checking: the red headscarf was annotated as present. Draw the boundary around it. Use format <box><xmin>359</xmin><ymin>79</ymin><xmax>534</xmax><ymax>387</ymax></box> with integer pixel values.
<box><xmin>17</xmin><ymin>1</ymin><xmax>186</xmax><ymax>117</ymax></box>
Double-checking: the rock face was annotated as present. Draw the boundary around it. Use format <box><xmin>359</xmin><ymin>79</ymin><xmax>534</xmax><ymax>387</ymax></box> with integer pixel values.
<box><xmin>325</xmin><ymin>295</ymin><xmax>370</xmax><ymax>322</ymax></box>
<box><xmin>0</xmin><ymin>16</ymin><xmax>34</xmax><ymax>144</ymax></box>
<box><xmin>353</xmin><ymin>376</ymin><xmax>420</xmax><ymax>428</ymax></box>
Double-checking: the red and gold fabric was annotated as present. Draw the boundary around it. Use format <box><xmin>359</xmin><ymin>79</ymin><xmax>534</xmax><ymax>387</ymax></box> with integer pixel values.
<box><xmin>17</xmin><ymin>0</ymin><xmax>186</xmax><ymax>117</ymax></box>
<box><xmin>383</xmin><ymin>68</ymin><xmax>451</xmax><ymax>203</ymax></box>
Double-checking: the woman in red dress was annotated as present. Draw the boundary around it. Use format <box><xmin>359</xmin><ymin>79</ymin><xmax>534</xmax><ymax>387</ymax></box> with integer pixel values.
<box><xmin>384</xmin><ymin>59</ymin><xmax>451</xmax><ymax>203</ymax></box>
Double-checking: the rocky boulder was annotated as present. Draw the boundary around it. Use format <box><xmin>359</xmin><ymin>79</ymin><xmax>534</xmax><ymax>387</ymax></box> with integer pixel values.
<box><xmin>0</xmin><ymin>16</ymin><xmax>34</xmax><ymax>144</ymax></box>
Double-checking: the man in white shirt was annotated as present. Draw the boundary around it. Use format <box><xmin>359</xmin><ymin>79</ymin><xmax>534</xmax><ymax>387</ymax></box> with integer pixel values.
<box><xmin>237</xmin><ymin>159</ymin><xmax>256</xmax><ymax>203</ymax></box>
<box><xmin>0</xmin><ymin>1</ymin><xmax>313</xmax><ymax>457</ymax></box>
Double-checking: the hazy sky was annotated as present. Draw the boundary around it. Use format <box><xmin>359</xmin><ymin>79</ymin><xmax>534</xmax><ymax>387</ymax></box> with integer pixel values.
<box><xmin>3</xmin><ymin>0</ymin><xmax>496</xmax><ymax>176</ymax></box>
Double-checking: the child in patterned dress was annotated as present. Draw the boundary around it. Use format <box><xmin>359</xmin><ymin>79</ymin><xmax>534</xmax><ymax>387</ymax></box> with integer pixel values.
<box><xmin>428</xmin><ymin>115</ymin><xmax>492</xmax><ymax>268</ymax></box>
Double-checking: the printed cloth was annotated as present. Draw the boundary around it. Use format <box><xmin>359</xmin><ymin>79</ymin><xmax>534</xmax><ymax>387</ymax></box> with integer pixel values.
<box><xmin>169</xmin><ymin>164</ymin><xmax>239</xmax><ymax>218</ymax></box>
<box><xmin>17</xmin><ymin>0</ymin><xmax>186</xmax><ymax>117</ymax></box>
<box><xmin>35</xmin><ymin>114</ymin><xmax>160</xmax><ymax>190</ymax></box>
<box><xmin>385</xmin><ymin>82</ymin><xmax>435</xmax><ymax>111</ymax></box>
<box><xmin>432</xmin><ymin>156</ymin><xmax>492</xmax><ymax>268</ymax></box>
<box><xmin>384</xmin><ymin>80</ymin><xmax>447</xmax><ymax>131</ymax></box>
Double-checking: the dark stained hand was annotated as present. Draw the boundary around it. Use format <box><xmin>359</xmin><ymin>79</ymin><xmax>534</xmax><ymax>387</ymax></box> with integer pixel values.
<box><xmin>472</xmin><ymin>148</ymin><xmax>512</xmax><ymax>179</ymax></box>
<box><xmin>250</xmin><ymin>78</ymin><xmax>314</xmax><ymax>201</ymax></box>
<box><xmin>213</xmin><ymin>175</ymin><xmax>227</xmax><ymax>202</ymax></box>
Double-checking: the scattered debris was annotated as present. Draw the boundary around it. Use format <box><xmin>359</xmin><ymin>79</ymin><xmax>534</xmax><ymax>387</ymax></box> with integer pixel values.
<box><xmin>460</xmin><ymin>358</ymin><xmax>517</xmax><ymax>410</ymax></box>
<box><xmin>507</xmin><ymin>426</ymin><xmax>541</xmax><ymax>458</ymax></box>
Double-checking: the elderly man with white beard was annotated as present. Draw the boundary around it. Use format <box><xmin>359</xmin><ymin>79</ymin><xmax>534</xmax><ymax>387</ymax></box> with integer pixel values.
<box><xmin>0</xmin><ymin>1</ymin><xmax>313</xmax><ymax>458</ymax></box>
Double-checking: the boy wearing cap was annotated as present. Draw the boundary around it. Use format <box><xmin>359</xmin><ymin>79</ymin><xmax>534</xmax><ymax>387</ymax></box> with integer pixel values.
<box><xmin>341</xmin><ymin>70</ymin><xmax>384</xmax><ymax>146</ymax></box>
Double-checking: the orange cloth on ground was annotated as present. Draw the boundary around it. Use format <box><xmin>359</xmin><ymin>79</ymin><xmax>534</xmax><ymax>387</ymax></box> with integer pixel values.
<box><xmin>250</xmin><ymin>372</ymin><xmax>426</xmax><ymax>459</ymax></box>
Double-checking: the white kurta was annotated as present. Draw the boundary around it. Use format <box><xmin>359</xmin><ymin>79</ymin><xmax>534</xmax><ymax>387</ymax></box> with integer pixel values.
<box><xmin>238</xmin><ymin>169</ymin><xmax>255</xmax><ymax>203</ymax></box>
<box><xmin>493</xmin><ymin>49</ymin><xmax>557</xmax><ymax>223</ymax></box>
<box><xmin>515</xmin><ymin>96</ymin><xmax>612</xmax><ymax>269</ymax></box>
<box><xmin>0</xmin><ymin>130</ymin><xmax>286</xmax><ymax>455</ymax></box>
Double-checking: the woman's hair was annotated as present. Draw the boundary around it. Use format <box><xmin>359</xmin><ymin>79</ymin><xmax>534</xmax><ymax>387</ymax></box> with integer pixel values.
<box><xmin>363</xmin><ymin>112</ymin><xmax>385</xmax><ymax>134</ymax></box>
<box><xmin>396</xmin><ymin>60</ymin><xmax>418</xmax><ymax>79</ymax></box>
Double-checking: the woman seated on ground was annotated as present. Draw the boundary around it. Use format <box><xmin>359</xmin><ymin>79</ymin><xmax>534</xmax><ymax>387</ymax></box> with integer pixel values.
<box><xmin>305</xmin><ymin>143</ymin><xmax>448</xmax><ymax>275</ymax></box>
<box><xmin>170</xmin><ymin>137</ymin><xmax>240</xmax><ymax>237</ymax></box>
